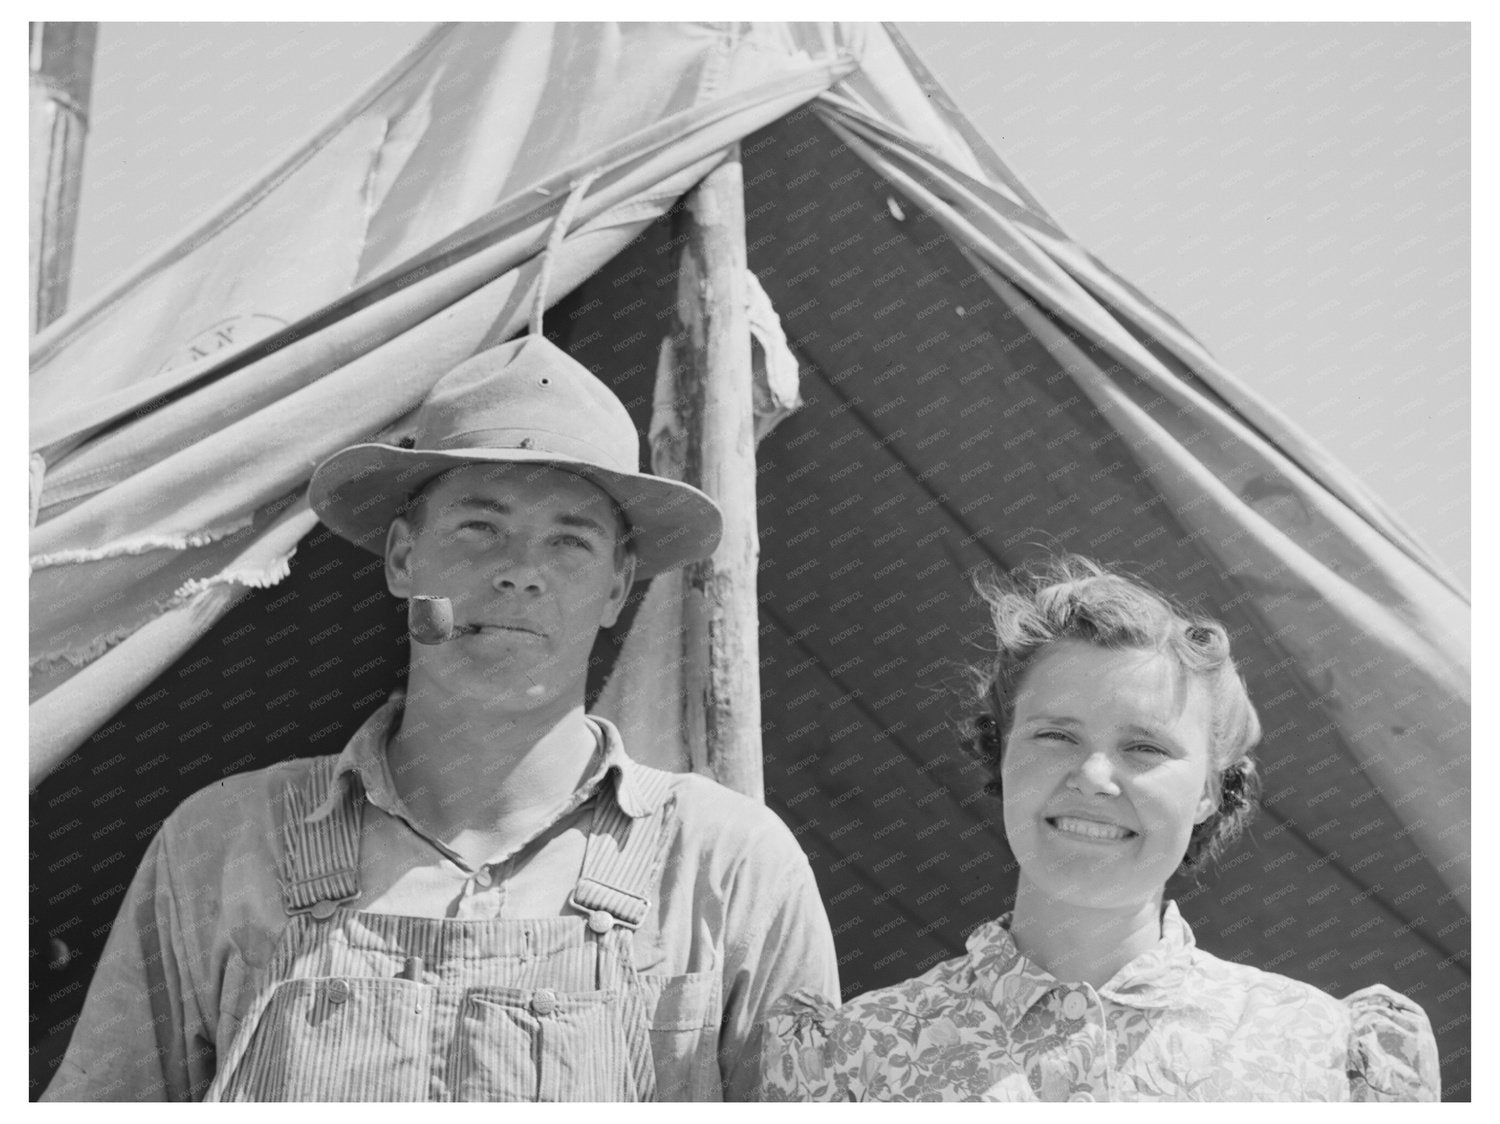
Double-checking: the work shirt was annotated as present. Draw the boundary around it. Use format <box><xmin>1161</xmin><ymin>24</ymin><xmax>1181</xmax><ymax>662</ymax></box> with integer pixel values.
<box><xmin>45</xmin><ymin>694</ymin><xmax>839</xmax><ymax>1101</ymax></box>
<box><xmin>761</xmin><ymin>902</ymin><xmax>1438</xmax><ymax>1102</ymax></box>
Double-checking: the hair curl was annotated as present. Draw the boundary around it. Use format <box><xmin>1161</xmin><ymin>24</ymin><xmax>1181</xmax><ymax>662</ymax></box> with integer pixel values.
<box><xmin>960</xmin><ymin>554</ymin><xmax>1262</xmax><ymax>874</ymax></box>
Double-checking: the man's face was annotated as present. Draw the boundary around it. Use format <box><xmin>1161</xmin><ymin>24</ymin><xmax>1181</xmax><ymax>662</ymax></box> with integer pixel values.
<box><xmin>385</xmin><ymin>463</ymin><xmax>633</xmax><ymax>715</ymax></box>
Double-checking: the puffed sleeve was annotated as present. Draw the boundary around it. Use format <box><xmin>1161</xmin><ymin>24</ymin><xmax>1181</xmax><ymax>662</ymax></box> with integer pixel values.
<box><xmin>1343</xmin><ymin>985</ymin><xmax>1440</xmax><ymax>1102</ymax></box>
<box><xmin>715</xmin><ymin>809</ymin><xmax>840</xmax><ymax>1101</ymax></box>
<box><xmin>759</xmin><ymin>989</ymin><xmax>850</xmax><ymax>1101</ymax></box>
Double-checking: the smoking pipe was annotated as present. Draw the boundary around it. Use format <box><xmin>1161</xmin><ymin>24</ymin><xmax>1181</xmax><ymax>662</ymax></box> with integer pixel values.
<box><xmin>408</xmin><ymin>595</ymin><xmax>465</xmax><ymax>644</ymax></box>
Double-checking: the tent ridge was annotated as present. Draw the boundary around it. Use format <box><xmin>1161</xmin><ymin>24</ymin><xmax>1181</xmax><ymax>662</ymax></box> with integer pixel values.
<box><xmin>373</xmin><ymin>55</ymin><xmax>860</xmax><ymax>298</ymax></box>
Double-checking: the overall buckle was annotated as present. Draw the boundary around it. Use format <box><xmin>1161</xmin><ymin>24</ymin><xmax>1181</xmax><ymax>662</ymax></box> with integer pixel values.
<box><xmin>568</xmin><ymin>878</ymin><xmax>647</xmax><ymax>933</ymax></box>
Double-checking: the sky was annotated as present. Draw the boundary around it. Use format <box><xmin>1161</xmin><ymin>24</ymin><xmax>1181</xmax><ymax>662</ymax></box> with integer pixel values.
<box><xmin>64</xmin><ymin>21</ymin><xmax>1470</xmax><ymax>589</ymax></box>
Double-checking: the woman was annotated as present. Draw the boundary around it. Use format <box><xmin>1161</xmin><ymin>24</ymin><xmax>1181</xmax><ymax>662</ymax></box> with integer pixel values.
<box><xmin>762</xmin><ymin>555</ymin><xmax>1438</xmax><ymax>1101</ymax></box>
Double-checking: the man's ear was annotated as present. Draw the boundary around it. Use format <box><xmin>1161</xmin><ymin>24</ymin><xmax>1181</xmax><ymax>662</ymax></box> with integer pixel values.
<box><xmin>386</xmin><ymin>516</ymin><xmax>416</xmax><ymax>598</ymax></box>
<box><xmin>598</xmin><ymin>550</ymin><xmax>637</xmax><ymax>629</ymax></box>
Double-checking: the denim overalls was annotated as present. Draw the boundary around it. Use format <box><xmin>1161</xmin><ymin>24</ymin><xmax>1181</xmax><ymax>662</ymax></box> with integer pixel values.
<box><xmin>204</xmin><ymin>756</ymin><xmax>678</xmax><ymax>1101</ymax></box>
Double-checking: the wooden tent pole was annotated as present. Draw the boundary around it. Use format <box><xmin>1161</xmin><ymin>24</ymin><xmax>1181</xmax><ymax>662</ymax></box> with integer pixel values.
<box><xmin>30</xmin><ymin>22</ymin><xmax>97</xmax><ymax>334</ymax></box>
<box><xmin>672</xmin><ymin>146</ymin><xmax>764</xmax><ymax>802</ymax></box>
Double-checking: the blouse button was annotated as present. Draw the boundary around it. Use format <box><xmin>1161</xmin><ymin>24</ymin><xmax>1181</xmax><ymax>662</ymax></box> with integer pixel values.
<box><xmin>474</xmin><ymin>867</ymin><xmax>493</xmax><ymax>888</ymax></box>
<box><xmin>1061</xmin><ymin>990</ymin><xmax>1088</xmax><ymax>1020</ymax></box>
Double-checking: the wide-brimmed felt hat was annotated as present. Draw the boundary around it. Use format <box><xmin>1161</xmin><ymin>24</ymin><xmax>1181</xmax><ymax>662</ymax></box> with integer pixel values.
<box><xmin>308</xmin><ymin>335</ymin><xmax>723</xmax><ymax>578</ymax></box>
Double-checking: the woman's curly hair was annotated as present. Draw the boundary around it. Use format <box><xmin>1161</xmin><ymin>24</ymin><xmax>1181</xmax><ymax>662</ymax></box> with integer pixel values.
<box><xmin>961</xmin><ymin>554</ymin><xmax>1262</xmax><ymax>873</ymax></box>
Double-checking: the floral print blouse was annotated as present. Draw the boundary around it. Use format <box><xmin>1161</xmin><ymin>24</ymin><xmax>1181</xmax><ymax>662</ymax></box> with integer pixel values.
<box><xmin>761</xmin><ymin>902</ymin><xmax>1439</xmax><ymax>1102</ymax></box>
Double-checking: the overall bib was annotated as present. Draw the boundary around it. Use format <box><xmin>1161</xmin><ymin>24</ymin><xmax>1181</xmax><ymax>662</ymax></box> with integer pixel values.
<box><xmin>204</xmin><ymin>758</ymin><xmax>680</xmax><ymax>1101</ymax></box>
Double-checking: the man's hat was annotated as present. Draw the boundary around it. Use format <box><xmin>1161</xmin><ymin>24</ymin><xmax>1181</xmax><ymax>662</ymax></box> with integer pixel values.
<box><xmin>308</xmin><ymin>336</ymin><xmax>723</xmax><ymax>578</ymax></box>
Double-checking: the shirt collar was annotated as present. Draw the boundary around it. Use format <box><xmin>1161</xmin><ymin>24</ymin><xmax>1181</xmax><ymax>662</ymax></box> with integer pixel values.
<box><xmin>308</xmin><ymin>692</ymin><xmax>405</xmax><ymax>821</ymax></box>
<box><xmin>966</xmin><ymin>900</ymin><xmax>1198</xmax><ymax>1019</ymax></box>
<box><xmin>591</xmin><ymin>716</ymin><xmax>666</xmax><ymax>819</ymax></box>
<box><xmin>306</xmin><ymin>694</ymin><xmax>666</xmax><ymax>823</ymax></box>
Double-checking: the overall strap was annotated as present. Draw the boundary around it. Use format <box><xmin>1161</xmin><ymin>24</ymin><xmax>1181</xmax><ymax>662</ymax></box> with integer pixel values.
<box><xmin>278</xmin><ymin>757</ymin><xmax>363</xmax><ymax>916</ymax></box>
<box><xmin>569</xmin><ymin>766</ymin><xmax>676</xmax><ymax>930</ymax></box>
<box><xmin>570</xmin><ymin>765</ymin><xmax>676</xmax><ymax>1104</ymax></box>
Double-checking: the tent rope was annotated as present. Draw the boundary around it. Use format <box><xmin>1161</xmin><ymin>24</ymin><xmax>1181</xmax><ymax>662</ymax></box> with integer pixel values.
<box><xmin>530</xmin><ymin>170</ymin><xmax>600</xmax><ymax>337</ymax></box>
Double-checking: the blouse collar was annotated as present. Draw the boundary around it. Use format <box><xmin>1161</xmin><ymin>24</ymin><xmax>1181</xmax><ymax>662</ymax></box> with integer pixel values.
<box><xmin>966</xmin><ymin>900</ymin><xmax>1198</xmax><ymax>1019</ymax></box>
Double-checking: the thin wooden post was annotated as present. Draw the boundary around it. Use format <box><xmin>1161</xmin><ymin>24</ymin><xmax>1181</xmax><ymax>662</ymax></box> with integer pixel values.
<box><xmin>673</xmin><ymin>147</ymin><xmax>763</xmax><ymax>801</ymax></box>
<box><xmin>30</xmin><ymin>22</ymin><xmax>97</xmax><ymax>333</ymax></box>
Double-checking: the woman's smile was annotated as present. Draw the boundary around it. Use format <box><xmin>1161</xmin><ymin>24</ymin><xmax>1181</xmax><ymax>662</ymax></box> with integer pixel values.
<box><xmin>1045</xmin><ymin>815</ymin><xmax>1137</xmax><ymax>844</ymax></box>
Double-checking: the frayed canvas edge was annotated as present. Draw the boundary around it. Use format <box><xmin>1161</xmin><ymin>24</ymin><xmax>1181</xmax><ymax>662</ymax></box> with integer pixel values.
<box><xmin>29</xmin><ymin>545</ymin><xmax>298</xmax><ymax>676</ymax></box>
<box><xmin>171</xmin><ymin>550</ymin><xmax>296</xmax><ymax>599</ymax></box>
<box><xmin>29</xmin><ymin>514</ymin><xmax>257</xmax><ymax>572</ymax></box>
<box><xmin>31</xmin><ymin>621</ymin><xmax>147</xmax><ymax>674</ymax></box>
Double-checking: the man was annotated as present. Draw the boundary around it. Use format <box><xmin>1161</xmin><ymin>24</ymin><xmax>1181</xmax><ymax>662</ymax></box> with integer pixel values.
<box><xmin>44</xmin><ymin>335</ymin><xmax>839</xmax><ymax>1102</ymax></box>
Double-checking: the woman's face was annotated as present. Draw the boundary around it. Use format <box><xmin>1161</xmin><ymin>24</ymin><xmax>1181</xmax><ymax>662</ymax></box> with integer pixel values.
<box><xmin>1001</xmin><ymin>639</ymin><xmax>1217</xmax><ymax>912</ymax></box>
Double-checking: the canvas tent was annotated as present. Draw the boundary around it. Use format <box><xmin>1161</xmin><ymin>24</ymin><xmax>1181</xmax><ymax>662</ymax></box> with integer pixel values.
<box><xmin>30</xmin><ymin>23</ymin><xmax>1470</xmax><ymax>1099</ymax></box>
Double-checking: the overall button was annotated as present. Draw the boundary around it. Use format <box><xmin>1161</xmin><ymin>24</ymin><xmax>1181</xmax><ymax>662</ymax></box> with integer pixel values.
<box><xmin>309</xmin><ymin>900</ymin><xmax>338</xmax><ymax>920</ymax></box>
<box><xmin>531</xmin><ymin>989</ymin><xmax>558</xmax><ymax>1017</ymax></box>
<box><xmin>326</xmin><ymin>979</ymin><xmax>350</xmax><ymax>1005</ymax></box>
<box><xmin>587</xmin><ymin>909</ymin><xmax>615</xmax><ymax>935</ymax></box>
<box><xmin>1061</xmin><ymin>990</ymin><xmax>1088</xmax><ymax>1020</ymax></box>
